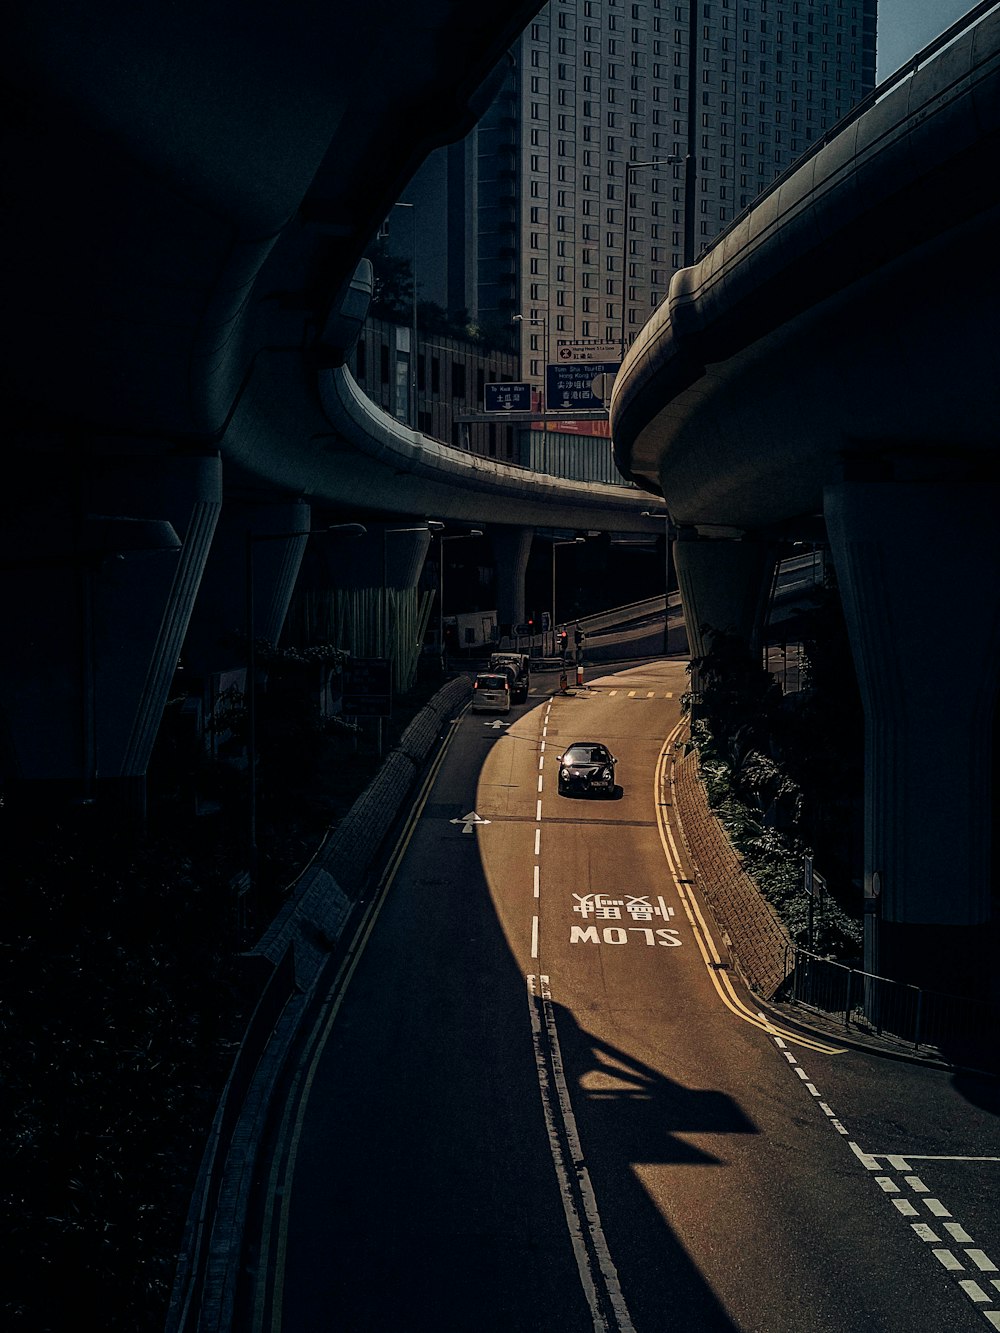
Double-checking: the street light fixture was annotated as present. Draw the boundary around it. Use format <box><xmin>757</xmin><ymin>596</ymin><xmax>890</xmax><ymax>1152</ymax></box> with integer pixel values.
<box><xmin>436</xmin><ymin>526</ymin><xmax>483</xmax><ymax>674</ymax></box>
<box><xmin>512</xmin><ymin>313</ymin><xmax>549</xmax><ymax>417</ymax></box>
<box><xmin>245</xmin><ymin>522</ymin><xmax>366</xmax><ymax>882</ymax></box>
<box><xmin>642</xmin><ymin>510</ymin><xmax>674</xmax><ymax>654</ymax></box>
<box><xmin>621</xmin><ymin>157</ymin><xmax>684</xmax><ymax>362</ymax></box>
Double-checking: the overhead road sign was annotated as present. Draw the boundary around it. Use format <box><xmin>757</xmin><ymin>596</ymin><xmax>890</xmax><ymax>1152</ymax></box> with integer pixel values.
<box><xmin>546</xmin><ymin>362</ymin><xmax>620</xmax><ymax>411</ymax></box>
<box><xmin>556</xmin><ymin>339</ymin><xmax>621</xmax><ymax>364</ymax></box>
<box><xmin>484</xmin><ymin>382</ymin><xmax>532</xmax><ymax>412</ymax></box>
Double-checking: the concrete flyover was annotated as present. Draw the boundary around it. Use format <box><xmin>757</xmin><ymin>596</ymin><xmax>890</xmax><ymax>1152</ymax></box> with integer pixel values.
<box><xmin>610</xmin><ymin>4</ymin><xmax>1000</xmax><ymax>996</ymax></box>
<box><xmin>1</xmin><ymin>0</ymin><xmax>656</xmax><ymax>816</ymax></box>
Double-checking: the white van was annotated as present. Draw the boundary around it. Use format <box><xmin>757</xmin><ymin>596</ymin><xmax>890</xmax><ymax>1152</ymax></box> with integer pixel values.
<box><xmin>472</xmin><ymin>671</ymin><xmax>511</xmax><ymax>714</ymax></box>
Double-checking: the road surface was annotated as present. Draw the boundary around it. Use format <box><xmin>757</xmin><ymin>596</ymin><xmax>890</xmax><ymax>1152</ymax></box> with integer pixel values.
<box><xmin>245</xmin><ymin>661</ymin><xmax>1000</xmax><ymax>1332</ymax></box>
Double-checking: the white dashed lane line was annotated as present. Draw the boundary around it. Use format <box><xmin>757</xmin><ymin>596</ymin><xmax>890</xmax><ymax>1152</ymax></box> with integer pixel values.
<box><xmin>759</xmin><ymin>1012</ymin><xmax>1000</xmax><ymax>1328</ymax></box>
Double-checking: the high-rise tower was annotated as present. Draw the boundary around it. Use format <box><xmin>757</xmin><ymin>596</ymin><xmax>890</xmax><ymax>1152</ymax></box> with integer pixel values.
<box><xmin>406</xmin><ymin>0</ymin><xmax>877</xmax><ymax>408</ymax></box>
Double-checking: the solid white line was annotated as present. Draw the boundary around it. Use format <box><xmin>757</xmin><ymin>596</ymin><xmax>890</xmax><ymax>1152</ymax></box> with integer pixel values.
<box><xmin>525</xmin><ymin>977</ymin><xmax>607</xmax><ymax>1331</ymax></box>
<box><xmin>534</xmin><ymin>864</ymin><xmax>540</xmax><ymax>899</ymax></box>
<box><xmin>538</xmin><ymin>976</ymin><xmax>636</xmax><ymax>1333</ymax></box>
<box><xmin>531</xmin><ymin>916</ymin><xmax>539</xmax><ymax>959</ymax></box>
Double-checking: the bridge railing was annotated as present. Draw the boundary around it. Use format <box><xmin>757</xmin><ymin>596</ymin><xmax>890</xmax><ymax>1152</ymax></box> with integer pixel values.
<box><xmin>783</xmin><ymin>947</ymin><xmax>997</xmax><ymax>1070</ymax></box>
<box><xmin>691</xmin><ymin>0</ymin><xmax>999</xmax><ymax>268</ymax></box>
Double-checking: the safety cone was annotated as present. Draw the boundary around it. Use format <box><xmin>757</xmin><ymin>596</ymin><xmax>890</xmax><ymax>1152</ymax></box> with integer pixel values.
<box><xmin>576</xmin><ymin>663</ymin><xmax>584</xmax><ymax>686</ymax></box>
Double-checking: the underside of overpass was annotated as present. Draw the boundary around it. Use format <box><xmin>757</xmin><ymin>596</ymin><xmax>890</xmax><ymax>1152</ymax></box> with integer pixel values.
<box><xmin>610</xmin><ymin>7</ymin><xmax>1000</xmax><ymax>995</ymax></box>
<box><xmin>1</xmin><ymin>0</ymin><xmax>658</xmax><ymax>822</ymax></box>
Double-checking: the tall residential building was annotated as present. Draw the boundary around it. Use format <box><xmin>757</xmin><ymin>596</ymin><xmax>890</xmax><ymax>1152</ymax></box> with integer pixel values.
<box><xmin>402</xmin><ymin>0</ymin><xmax>877</xmax><ymax>411</ymax></box>
<box><xmin>511</xmin><ymin>0</ymin><xmax>877</xmax><ymax>389</ymax></box>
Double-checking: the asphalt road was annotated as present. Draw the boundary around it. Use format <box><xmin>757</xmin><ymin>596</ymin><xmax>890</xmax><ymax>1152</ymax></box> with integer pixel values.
<box><xmin>246</xmin><ymin>661</ymin><xmax>1000</xmax><ymax>1333</ymax></box>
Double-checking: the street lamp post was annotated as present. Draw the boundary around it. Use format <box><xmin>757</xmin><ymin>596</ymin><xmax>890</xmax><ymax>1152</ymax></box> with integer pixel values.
<box><xmin>621</xmin><ymin>157</ymin><xmax>682</xmax><ymax>362</ymax></box>
<box><xmin>512</xmin><ymin>313</ymin><xmax>549</xmax><ymax>417</ymax></box>
<box><xmin>437</xmin><ymin>528</ymin><xmax>483</xmax><ymax>675</ymax></box>
<box><xmin>245</xmin><ymin>522</ymin><xmax>365</xmax><ymax>882</ymax></box>
<box><xmin>550</xmin><ymin>536</ymin><xmax>585</xmax><ymax>656</ymax></box>
<box><xmin>642</xmin><ymin>510</ymin><xmax>674</xmax><ymax>654</ymax></box>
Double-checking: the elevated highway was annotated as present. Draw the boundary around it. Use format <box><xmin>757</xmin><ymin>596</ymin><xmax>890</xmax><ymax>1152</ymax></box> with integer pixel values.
<box><xmin>0</xmin><ymin>0</ymin><xmax>651</xmax><ymax>820</ymax></box>
<box><xmin>610</xmin><ymin>4</ymin><xmax>1000</xmax><ymax>993</ymax></box>
<box><xmin>2</xmin><ymin>2</ymin><xmax>997</xmax><ymax>996</ymax></box>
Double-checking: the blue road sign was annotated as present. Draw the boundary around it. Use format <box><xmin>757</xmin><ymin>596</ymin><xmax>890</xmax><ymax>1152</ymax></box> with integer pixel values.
<box><xmin>484</xmin><ymin>382</ymin><xmax>532</xmax><ymax>412</ymax></box>
<box><xmin>546</xmin><ymin>362</ymin><xmax>619</xmax><ymax>411</ymax></box>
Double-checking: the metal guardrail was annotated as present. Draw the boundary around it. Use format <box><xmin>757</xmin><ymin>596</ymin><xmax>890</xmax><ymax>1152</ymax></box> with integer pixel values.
<box><xmin>784</xmin><ymin>948</ymin><xmax>996</xmax><ymax>1069</ymax></box>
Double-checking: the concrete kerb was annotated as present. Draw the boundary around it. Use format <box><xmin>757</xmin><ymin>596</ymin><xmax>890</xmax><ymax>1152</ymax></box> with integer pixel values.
<box><xmin>667</xmin><ymin>721</ymin><xmax>968</xmax><ymax>1072</ymax></box>
<box><xmin>167</xmin><ymin>674</ymin><xmax>473</xmax><ymax>1332</ymax></box>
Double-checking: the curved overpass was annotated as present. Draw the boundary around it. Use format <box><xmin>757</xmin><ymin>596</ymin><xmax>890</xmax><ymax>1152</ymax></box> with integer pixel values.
<box><xmin>609</xmin><ymin>6</ymin><xmax>1000</xmax><ymax>996</ymax></box>
<box><xmin>611</xmin><ymin>5</ymin><xmax>1000</xmax><ymax>530</ymax></box>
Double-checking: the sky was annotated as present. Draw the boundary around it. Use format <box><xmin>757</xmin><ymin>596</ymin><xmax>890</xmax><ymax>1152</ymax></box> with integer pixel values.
<box><xmin>876</xmin><ymin>0</ymin><xmax>982</xmax><ymax>81</ymax></box>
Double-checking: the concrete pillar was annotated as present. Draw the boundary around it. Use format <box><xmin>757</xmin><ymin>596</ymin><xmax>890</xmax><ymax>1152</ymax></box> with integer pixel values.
<box><xmin>184</xmin><ymin>499</ymin><xmax>312</xmax><ymax>676</ymax></box>
<box><xmin>491</xmin><ymin>526</ymin><xmax>533</xmax><ymax>638</ymax></box>
<box><xmin>824</xmin><ymin>480</ymin><xmax>1000</xmax><ymax>995</ymax></box>
<box><xmin>0</xmin><ymin>451</ymin><xmax>222</xmax><ymax>808</ymax></box>
<box><xmin>673</xmin><ymin>531</ymin><xmax>778</xmax><ymax>660</ymax></box>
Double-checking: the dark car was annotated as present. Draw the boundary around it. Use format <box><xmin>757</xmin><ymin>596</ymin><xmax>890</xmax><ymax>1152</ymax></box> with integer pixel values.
<box><xmin>557</xmin><ymin>742</ymin><xmax>618</xmax><ymax>797</ymax></box>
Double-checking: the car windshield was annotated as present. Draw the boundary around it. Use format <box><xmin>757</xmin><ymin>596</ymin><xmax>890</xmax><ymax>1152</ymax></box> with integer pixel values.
<box><xmin>564</xmin><ymin>745</ymin><xmax>607</xmax><ymax>764</ymax></box>
<box><xmin>478</xmin><ymin>675</ymin><xmax>508</xmax><ymax>690</ymax></box>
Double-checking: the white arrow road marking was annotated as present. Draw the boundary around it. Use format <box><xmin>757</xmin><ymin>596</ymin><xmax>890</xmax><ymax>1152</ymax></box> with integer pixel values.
<box><xmin>484</xmin><ymin>719</ymin><xmax>507</xmax><ymax>729</ymax></box>
<box><xmin>450</xmin><ymin>811</ymin><xmax>492</xmax><ymax>834</ymax></box>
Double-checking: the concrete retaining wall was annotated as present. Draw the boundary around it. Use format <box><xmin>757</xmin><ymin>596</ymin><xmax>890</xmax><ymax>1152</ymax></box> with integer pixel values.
<box><xmin>671</xmin><ymin>729</ymin><xmax>791</xmax><ymax>999</ymax></box>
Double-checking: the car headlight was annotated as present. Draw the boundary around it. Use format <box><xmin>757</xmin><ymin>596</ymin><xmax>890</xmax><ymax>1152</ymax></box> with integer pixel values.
<box><xmin>601</xmin><ymin>768</ymin><xmax>612</xmax><ymax>781</ymax></box>
<box><xmin>561</xmin><ymin>768</ymin><xmax>570</xmax><ymax>780</ymax></box>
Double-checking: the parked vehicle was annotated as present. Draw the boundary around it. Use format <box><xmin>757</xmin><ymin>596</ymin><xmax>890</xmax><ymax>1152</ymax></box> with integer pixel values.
<box><xmin>488</xmin><ymin>652</ymin><xmax>530</xmax><ymax>702</ymax></box>
<box><xmin>557</xmin><ymin>741</ymin><xmax>618</xmax><ymax>796</ymax></box>
<box><xmin>472</xmin><ymin>671</ymin><xmax>512</xmax><ymax>714</ymax></box>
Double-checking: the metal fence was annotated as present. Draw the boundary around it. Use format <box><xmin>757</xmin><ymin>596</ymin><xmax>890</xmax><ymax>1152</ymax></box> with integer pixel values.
<box><xmin>784</xmin><ymin>948</ymin><xmax>997</xmax><ymax>1069</ymax></box>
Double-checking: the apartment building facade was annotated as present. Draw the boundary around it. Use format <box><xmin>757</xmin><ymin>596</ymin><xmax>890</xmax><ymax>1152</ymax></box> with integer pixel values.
<box><xmin>506</xmin><ymin>0</ymin><xmax>877</xmax><ymax>393</ymax></box>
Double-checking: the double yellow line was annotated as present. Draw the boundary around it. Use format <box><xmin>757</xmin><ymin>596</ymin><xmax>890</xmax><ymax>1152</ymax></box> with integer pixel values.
<box><xmin>653</xmin><ymin>727</ymin><xmax>844</xmax><ymax>1056</ymax></box>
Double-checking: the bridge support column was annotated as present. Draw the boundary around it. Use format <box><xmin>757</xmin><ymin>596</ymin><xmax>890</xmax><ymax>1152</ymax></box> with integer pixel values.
<box><xmin>673</xmin><ymin>530</ymin><xmax>777</xmax><ymax>660</ymax></box>
<box><xmin>0</xmin><ymin>451</ymin><xmax>222</xmax><ymax>815</ymax></box>
<box><xmin>183</xmin><ymin>498</ymin><xmax>312</xmax><ymax>677</ymax></box>
<box><xmin>824</xmin><ymin>480</ymin><xmax>1000</xmax><ymax>997</ymax></box>
<box><xmin>491</xmin><ymin>526</ymin><xmax>533</xmax><ymax>641</ymax></box>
